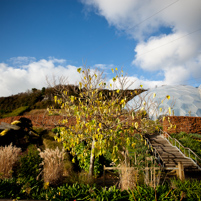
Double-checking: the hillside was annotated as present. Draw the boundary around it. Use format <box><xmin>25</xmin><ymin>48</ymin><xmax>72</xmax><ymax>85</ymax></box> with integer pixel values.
<box><xmin>0</xmin><ymin>87</ymin><xmax>54</xmax><ymax>118</ymax></box>
<box><xmin>0</xmin><ymin>85</ymin><xmax>145</xmax><ymax>118</ymax></box>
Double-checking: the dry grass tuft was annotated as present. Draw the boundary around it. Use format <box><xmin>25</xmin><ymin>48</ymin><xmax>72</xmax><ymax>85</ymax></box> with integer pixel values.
<box><xmin>119</xmin><ymin>164</ymin><xmax>139</xmax><ymax>190</ymax></box>
<box><xmin>0</xmin><ymin>143</ymin><xmax>21</xmax><ymax>179</ymax></box>
<box><xmin>39</xmin><ymin>147</ymin><xmax>65</xmax><ymax>185</ymax></box>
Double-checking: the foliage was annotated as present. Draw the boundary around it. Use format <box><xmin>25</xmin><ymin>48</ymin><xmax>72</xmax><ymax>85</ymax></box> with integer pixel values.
<box><xmin>74</xmin><ymin>141</ymin><xmax>103</xmax><ymax>177</ymax></box>
<box><xmin>169</xmin><ymin>178</ymin><xmax>201</xmax><ymax>200</ymax></box>
<box><xmin>2</xmin><ymin>106</ymin><xmax>30</xmax><ymax>118</ymax></box>
<box><xmin>1</xmin><ymin>178</ymin><xmax>201</xmax><ymax>200</ymax></box>
<box><xmin>50</xmin><ymin>67</ymin><xmax>170</xmax><ymax>177</ymax></box>
<box><xmin>171</xmin><ymin>132</ymin><xmax>201</xmax><ymax>158</ymax></box>
<box><xmin>0</xmin><ymin>177</ymin><xmax>44</xmax><ymax>200</ymax></box>
<box><xmin>128</xmin><ymin>134</ymin><xmax>151</xmax><ymax>168</ymax></box>
<box><xmin>189</xmin><ymin>133</ymin><xmax>201</xmax><ymax>140</ymax></box>
<box><xmin>17</xmin><ymin>144</ymin><xmax>42</xmax><ymax>181</ymax></box>
<box><xmin>42</xmin><ymin>130</ymin><xmax>64</xmax><ymax>150</ymax></box>
<box><xmin>52</xmin><ymin>67</ymin><xmax>143</xmax><ymax>177</ymax></box>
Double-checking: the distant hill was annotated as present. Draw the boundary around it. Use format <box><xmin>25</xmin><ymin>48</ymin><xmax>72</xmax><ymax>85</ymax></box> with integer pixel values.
<box><xmin>0</xmin><ymin>85</ymin><xmax>145</xmax><ymax>118</ymax></box>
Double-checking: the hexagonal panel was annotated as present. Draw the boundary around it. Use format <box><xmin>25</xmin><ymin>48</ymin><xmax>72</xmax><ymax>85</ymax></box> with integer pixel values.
<box><xmin>125</xmin><ymin>85</ymin><xmax>201</xmax><ymax>119</ymax></box>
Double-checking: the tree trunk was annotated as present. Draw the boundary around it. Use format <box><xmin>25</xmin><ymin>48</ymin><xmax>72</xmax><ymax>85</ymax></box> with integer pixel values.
<box><xmin>88</xmin><ymin>139</ymin><xmax>95</xmax><ymax>178</ymax></box>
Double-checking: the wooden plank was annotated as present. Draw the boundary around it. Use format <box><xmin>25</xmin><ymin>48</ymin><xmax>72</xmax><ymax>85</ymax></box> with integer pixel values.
<box><xmin>147</xmin><ymin>134</ymin><xmax>199</xmax><ymax>171</ymax></box>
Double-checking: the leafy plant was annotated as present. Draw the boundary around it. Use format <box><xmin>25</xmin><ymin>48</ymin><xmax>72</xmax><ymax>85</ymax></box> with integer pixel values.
<box><xmin>1</xmin><ymin>177</ymin><xmax>201</xmax><ymax>200</ymax></box>
<box><xmin>74</xmin><ymin>141</ymin><xmax>103</xmax><ymax>177</ymax></box>
<box><xmin>17</xmin><ymin>144</ymin><xmax>42</xmax><ymax>181</ymax></box>
<box><xmin>189</xmin><ymin>133</ymin><xmax>201</xmax><ymax>140</ymax></box>
<box><xmin>171</xmin><ymin>132</ymin><xmax>201</xmax><ymax>158</ymax></box>
<box><xmin>51</xmin><ymin>67</ymin><xmax>149</xmax><ymax>178</ymax></box>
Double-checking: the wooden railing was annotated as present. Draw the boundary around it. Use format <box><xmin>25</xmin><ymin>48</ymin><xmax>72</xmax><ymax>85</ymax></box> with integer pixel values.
<box><xmin>144</xmin><ymin>136</ymin><xmax>165</xmax><ymax>168</ymax></box>
<box><xmin>160</xmin><ymin>130</ymin><xmax>201</xmax><ymax>170</ymax></box>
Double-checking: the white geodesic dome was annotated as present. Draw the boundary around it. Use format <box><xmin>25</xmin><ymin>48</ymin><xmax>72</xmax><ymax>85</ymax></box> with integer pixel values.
<box><xmin>125</xmin><ymin>85</ymin><xmax>201</xmax><ymax>119</ymax></box>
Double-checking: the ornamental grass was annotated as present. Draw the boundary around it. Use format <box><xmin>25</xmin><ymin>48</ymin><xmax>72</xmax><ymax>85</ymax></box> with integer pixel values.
<box><xmin>0</xmin><ymin>143</ymin><xmax>21</xmax><ymax>179</ymax></box>
<box><xmin>38</xmin><ymin>147</ymin><xmax>65</xmax><ymax>185</ymax></box>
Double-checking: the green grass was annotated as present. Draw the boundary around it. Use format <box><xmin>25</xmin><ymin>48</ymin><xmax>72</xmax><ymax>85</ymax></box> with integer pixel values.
<box><xmin>2</xmin><ymin>106</ymin><xmax>30</xmax><ymax>118</ymax></box>
<box><xmin>171</xmin><ymin>132</ymin><xmax>201</xmax><ymax>159</ymax></box>
<box><xmin>189</xmin><ymin>133</ymin><xmax>201</xmax><ymax>139</ymax></box>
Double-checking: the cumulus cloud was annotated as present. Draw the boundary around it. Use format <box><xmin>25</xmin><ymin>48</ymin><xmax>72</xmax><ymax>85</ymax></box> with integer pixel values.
<box><xmin>134</xmin><ymin>31</ymin><xmax>201</xmax><ymax>84</ymax></box>
<box><xmin>0</xmin><ymin>57</ymin><xmax>167</xmax><ymax>97</ymax></box>
<box><xmin>93</xmin><ymin>63</ymin><xmax>114</xmax><ymax>70</ymax></box>
<box><xmin>8</xmin><ymin>56</ymin><xmax>36</xmax><ymax>66</ymax></box>
<box><xmin>108</xmin><ymin>75</ymin><xmax>164</xmax><ymax>90</ymax></box>
<box><xmin>0</xmin><ymin>58</ymin><xmax>82</xmax><ymax>97</ymax></box>
<box><xmin>81</xmin><ymin>0</ymin><xmax>201</xmax><ymax>86</ymax></box>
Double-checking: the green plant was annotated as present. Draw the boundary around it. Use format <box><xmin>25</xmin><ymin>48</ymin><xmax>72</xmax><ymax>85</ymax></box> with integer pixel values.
<box><xmin>0</xmin><ymin>178</ymin><xmax>22</xmax><ymax>199</ymax></box>
<box><xmin>52</xmin><ymin>127</ymin><xmax>61</xmax><ymax>134</ymax></box>
<box><xmin>170</xmin><ymin>178</ymin><xmax>201</xmax><ymax>200</ymax></box>
<box><xmin>128</xmin><ymin>134</ymin><xmax>151</xmax><ymax>168</ymax></box>
<box><xmin>0</xmin><ymin>177</ymin><xmax>44</xmax><ymax>200</ymax></box>
<box><xmin>52</xmin><ymin>67</ymin><xmax>148</xmax><ymax>179</ymax></box>
<box><xmin>189</xmin><ymin>133</ymin><xmax>201</xmax><ymax>139</ymax></box>
<box><xmin>17</xmin><ymin>144</ymin><xmax>42</xmax><ymax>181</ymax></box>
<box><xmin>171</xmin><ymin>132</ymin><xmax>201</xmax><ymax>158</ymax></box>
<box><xmin>42</xmin><ymin>130</ymin><xmax>63</xmax><ymax>150</ymax></box>
<box><xmin>1</xmin><ymin>177</ymin><xmax>201</xmax><ymax>200</ymax></box>
<box><xmin>74</xmin><ymin>141</ymin><xmax>103</xmax><ymax>177</ymax></box>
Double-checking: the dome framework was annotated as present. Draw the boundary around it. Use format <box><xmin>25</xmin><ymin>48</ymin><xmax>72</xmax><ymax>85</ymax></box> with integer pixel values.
<box><xmin>125</xmin><ymin>85</ymin><xmax>201</xmax><ymax>119</ymax></box>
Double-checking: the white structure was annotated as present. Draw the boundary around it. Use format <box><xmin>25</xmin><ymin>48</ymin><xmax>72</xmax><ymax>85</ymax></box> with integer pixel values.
<box><xmin>125</xmin><ymin>85</ymin><xmax>201</xmax><ymax>119</ymax></box>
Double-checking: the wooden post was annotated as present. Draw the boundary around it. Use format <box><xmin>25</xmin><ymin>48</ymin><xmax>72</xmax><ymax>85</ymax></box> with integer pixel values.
<box><xmin>135</xmin><ymin>153</ymin><xmax>137</xmax><ymax>165</ymax></box>
<box><xmin>154</xmin><ymin>167</ymin><xmax>156</xmax><ymax>189</ymax></box>
<box><xmin>103</xmin><ymin>165</ymin><xmax>105</xmax><ymax>186</ymax></box>
<box><xmin>176</xmin><ymin>162</ymin><xmax>185</xmax><ymax>181</ymax></box>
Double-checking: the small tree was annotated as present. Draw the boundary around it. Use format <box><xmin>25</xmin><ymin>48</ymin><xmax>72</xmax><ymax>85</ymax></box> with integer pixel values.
<box><xmin>51</xmin><ymin>67</ymin><xmax>172</xmax><ymax>178</ymax></box>
<box><xmin>52</xmin><ymin>67</ymin><xmax>140</xmax><ymax>178</ymax></box>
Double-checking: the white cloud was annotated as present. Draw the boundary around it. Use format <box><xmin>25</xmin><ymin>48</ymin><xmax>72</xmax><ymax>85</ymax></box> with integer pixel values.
<box><xmin>0</xmin><ymin>57</ymin><xmax>166</xmax><ymax>97</ymax></box>
<box><xmin>134</xmin><ymin>32</ymin><xmax>201</xmax><ymax>69</ymax></box>
<box><xmin>108</xmin><ymin>75</ymin><xmax>164</xmax><ymax>90</ymax></box>
<box><xmin>81</xmin><ymin>0</ymin><xmax>201</xmax><ymax>85</ymax></box>
<box><xmin>81</xmin><ymin>0</ymin><xmax>201</xmax><ymax>39</ymax></box>
<box><xmin>134</xmin><ymin>32</ymin><xmax>201</xmax><ymax>84</ymax></box>
<box><xmin>93</xmin><ymin>63</ymin><xmax>115</xmax><ymax>71</ymax></box>
<box><xmin>8</xmin><ymin>56</ymin><xmax>36</xmax><ymax>67</ymax></box>
<box><xmin>0</xmin><ymin>58</ymin><xmax>82</xmax><ymax>97</ymax></box>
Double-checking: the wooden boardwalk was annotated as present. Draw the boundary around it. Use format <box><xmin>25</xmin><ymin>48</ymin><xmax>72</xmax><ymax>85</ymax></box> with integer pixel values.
<box><xmin>148</xmin><ymin>134</ymin><xmax>198</xmax><ymax>171</ymax></box>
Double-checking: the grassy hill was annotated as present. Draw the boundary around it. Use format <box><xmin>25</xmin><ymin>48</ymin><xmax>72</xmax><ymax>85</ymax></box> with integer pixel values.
<box><xmin>0</xmin><ymin>85</ymin><xmax>145</xmax><ymax>118</ymax></box>
<box><xmin>0</xmin><ymin>87</ymin><xmax>53</xmax><ymax>118</ymax></box>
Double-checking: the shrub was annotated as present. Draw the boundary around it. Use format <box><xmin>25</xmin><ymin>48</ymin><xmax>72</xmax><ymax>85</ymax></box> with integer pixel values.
<box><xmin>74</xmin><ymin>142</ymin><xmax>103</xmax><ymax>177</ymax></box>
<box><xmin>17</xmin><ymin>144</ymin><xmax>42</xmax><ymax>181</ymax></box>
<box><xmin>39</xmin><ymin>147</ymin><xmax>65</xmax><ymax>185</ymax></box>
<box><xmin>0</xmin><ymin>144</ymin><xmax>21</xmax><ymax>179</ymax></box>
<box><xmin>42</xmin><ymin>130</ymin><xmax>63</xmax><ymax>150</ymax></box>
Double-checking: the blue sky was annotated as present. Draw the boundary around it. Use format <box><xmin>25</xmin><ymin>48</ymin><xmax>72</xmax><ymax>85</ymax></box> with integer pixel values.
<box><xmin>0</xmin><ymin>0</ymin><xmax>201</xmax><ymax>97</ymax></box>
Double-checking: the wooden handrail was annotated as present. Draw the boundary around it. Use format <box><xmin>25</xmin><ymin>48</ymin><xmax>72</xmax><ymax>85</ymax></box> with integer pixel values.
<box><xmin>160</xmin><ymin>129</ymin><xmax>201</xmax><ymax>170</ymax></box>
<box><xmin>144</xmin><ymin>136</ymin><xmax>165</xmax><ymax>168</ymax></box>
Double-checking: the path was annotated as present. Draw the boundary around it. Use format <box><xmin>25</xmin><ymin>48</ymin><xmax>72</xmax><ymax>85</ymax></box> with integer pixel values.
<box><xmin>148</xmin><ymin>134</ymin><xmax>198</xmax><ymax>171</ymax></box>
